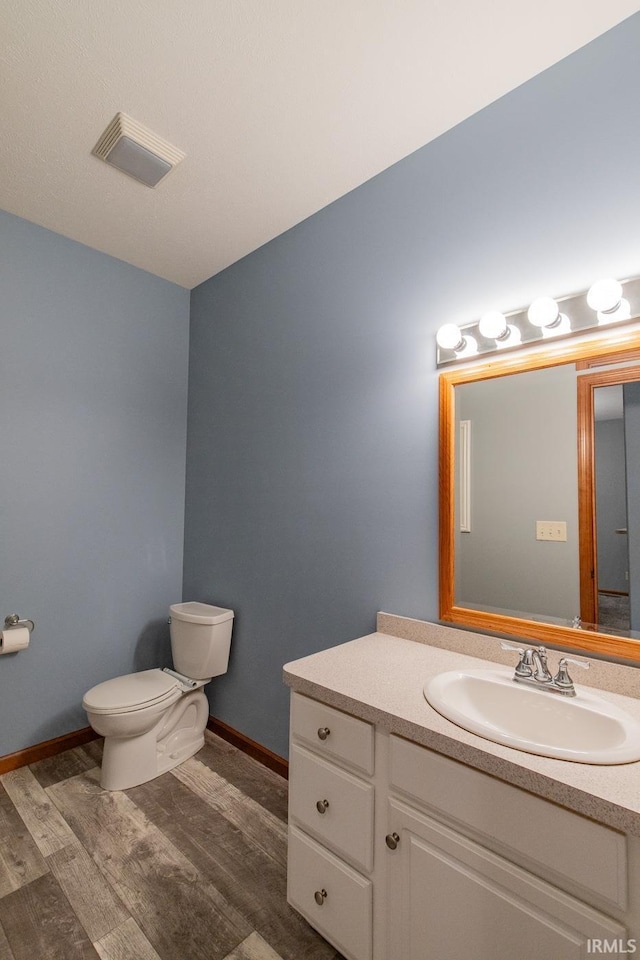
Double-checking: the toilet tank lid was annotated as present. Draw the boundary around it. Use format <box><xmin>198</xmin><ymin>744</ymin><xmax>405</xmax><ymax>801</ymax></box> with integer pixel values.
<box><xmin>170</xmin><ymin>601</ymin><xmax>234</xmax><ymax>624</ymax></box>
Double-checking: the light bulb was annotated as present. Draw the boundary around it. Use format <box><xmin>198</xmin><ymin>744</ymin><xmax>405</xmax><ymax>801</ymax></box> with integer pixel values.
<box><xmin>597</xmin><ymin>298</ymin><xmax>631</xmax><ymax>325</ymax></box>
<box><xmin>457</xmin><ymin>334</ymin><xmax>478</xmax><ymax>359</ymax></box>
<box><xmin>587</xmin><ymin>278</ymin><xmax>622</xmax><ymax>313</ymax></box>
<box><xmin>495</xmin><ymin>324</ymin><xmax>522</xmax><ymax>349</ymax></box>
<box><xmin>527</xmin><ymin>297</ymin><xmax>560</xmax><ymax>328</ymax></box>
<box><xmin>541</xmin><ymin>313</ymin><xmax>571</xmax><ymax>337</ymax></box>
<box><xmin>478</xmin><ymin>311</ymin><xmax>508</xmax><ymax>340</ymax></box>
<box><xmin>436</xmin><ymin>323</ymin><xmax>464</xmax><ymax>351</ymax></box>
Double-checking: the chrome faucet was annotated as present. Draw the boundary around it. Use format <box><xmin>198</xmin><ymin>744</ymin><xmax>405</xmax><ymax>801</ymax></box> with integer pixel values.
<box><xmin>530</xmin><ymin>646</ymin><xmax>552</xmax><ymax>683</ymax></box>
<box><xmin>501</xmin><ymin>643</ymin><xmax>589</xmax><ymax>697</ymax></box>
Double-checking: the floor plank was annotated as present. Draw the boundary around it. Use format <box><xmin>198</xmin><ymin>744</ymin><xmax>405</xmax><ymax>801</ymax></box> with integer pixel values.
<box><xmin>94</xmin><ymin>917</ymin><xmax>162</xmax><ymax>960</ymax></box>
<box><xmin>223</xmin><ymin>932</ymin><xmax>286</xmax><ymax>960</ymax></box>
<box><xmin>47</xmin><ymin>840</ymin><xmax>129</xmax><ymax>942</ymax></box>
<box><xmin>30</xmin><ymin>746</ymin><xmax>97</xmax><ymax>788</ymax></box>
<box><xmin>129</xmin><ymin>771</ymin><xmax>341</xmax><ymax>960</ymax></box>
<box><xmin>82</xmin><ymin>740</ymin><xmax>104</xmax><ymax>766</ymax></box>
<box><xmin>47</xmin><ymin>768</ymin><xmax>252</xmax><ymax>960</ymax></box>
<box><xmin>0</xmin><ymin>872</ymin><xmax>99</xmax><ymax>960</ymax></box>
<box><xmin>1</xmin><ymin>766</ymin><xmax>75</xmax><ymax>856</ymax></box>
<box><xmin>0</xmin><ymin>783</ymin><xmax>48</xmax><ymax>897</ymax></box>
<box><xmin>201</xmin><ymin>734</ymin><xmax>289</xmax><ymax>823</ymax></box>
<box><xmin>172</xmin><ymin>757</ymin><xmax>287</xmax><ymax>868</ymax></box>
<box><xmin>0</xmin><ymin>921</ymin><xmax>15</xmax><ymax>960</ymax></box>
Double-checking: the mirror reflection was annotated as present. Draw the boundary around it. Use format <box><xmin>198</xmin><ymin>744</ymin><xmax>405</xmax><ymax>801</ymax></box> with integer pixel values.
<box><xmin>454</xmin><ymin>365</ymin><xmax>579</xmax><ymax>623</ymax></box>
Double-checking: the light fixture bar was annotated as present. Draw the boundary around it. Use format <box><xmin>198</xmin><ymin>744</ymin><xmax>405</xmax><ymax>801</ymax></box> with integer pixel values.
<box><xmin>436</xmin><ymin>276</ymin><xmax>640</xmax><ymax>366</ymax></box>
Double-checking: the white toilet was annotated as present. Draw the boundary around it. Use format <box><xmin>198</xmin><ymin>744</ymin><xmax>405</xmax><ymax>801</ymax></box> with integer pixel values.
<box><xmin>83</xmin><ymin>601</ymin><xmax>233</xmax><ymax>790</ymax></box>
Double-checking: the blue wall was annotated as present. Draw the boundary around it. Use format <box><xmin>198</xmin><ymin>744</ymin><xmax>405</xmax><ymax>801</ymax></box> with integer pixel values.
<box><xmin>185</xmin><ymin>14</ymin><xmax>640</xmax><ymax>758</ymax></box>
<box><xmin>0</xmin><ymin>210</ymin><xmax>190</xmax><ymax>756</ymax></box>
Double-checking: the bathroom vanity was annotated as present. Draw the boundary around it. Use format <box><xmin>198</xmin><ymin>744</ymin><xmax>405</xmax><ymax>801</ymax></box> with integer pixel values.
<box><xmin>284</xmin><ymin>626</ymin><xmax>640</xmax><ymax>960</ymax></box>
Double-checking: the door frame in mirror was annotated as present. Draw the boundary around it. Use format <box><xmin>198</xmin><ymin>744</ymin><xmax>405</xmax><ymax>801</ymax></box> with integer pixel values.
<box><xmin>577</xmin><ymin>363</ymin><xmax>640</xmax><ymax>628</ymax></box>
<box><xmin>439</xmin><ymin>324</ymin><xmax>640</xmax><ymax>662</ymax></box>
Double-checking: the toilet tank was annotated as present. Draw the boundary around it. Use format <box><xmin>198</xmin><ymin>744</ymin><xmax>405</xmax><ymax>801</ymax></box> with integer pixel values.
<box><xmin>169</xmin><ymin>602</ymin><xmax>234</xmax><ymax>680</ymax></box>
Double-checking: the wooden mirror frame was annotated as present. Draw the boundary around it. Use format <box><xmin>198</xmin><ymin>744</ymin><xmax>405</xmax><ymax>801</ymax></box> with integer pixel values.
<box><xmin>439</xmin><ymin>324</ymin><xmax>640</xmax><ymax>662</ymax></box>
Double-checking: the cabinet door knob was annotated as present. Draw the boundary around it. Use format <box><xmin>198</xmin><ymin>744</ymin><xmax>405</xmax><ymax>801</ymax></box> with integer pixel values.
<box><xmin>317</xmin><ymin>727</ymin><xmax>330</xmax><ymax>740</ymax></box>
<box><xmin>314</xmin><ymin>888</ymin><xmax>327</xmax><ymax>905</ymax></box>
<box><xmin>316</xmin><ymin>799</ymin><xmax>330</xmax><ymax>814</ymax></box>
<box><xmin>385</xmin><ymin>832</ymin><xmax>400</xmax><ymax>850</ymax></box>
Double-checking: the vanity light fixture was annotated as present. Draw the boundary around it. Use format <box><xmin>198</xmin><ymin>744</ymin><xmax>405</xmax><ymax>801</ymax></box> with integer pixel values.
<box><xmin>436</xmin><ymin>274</ymin><xmax>640</xmax><ymax>366</ymax></box>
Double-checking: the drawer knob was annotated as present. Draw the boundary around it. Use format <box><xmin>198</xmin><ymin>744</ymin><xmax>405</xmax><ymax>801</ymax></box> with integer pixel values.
<box><xmin>385</xmin><ymin>832</ymin><xmax>400</xmax><ymax>850</ymax></box>
<box><xmin>317</xmin><ymin>727</ymin><xmax>331</xmax><ymax>741</ymax></box>
<box><xmin>314</xmin><ymin>888</ymin><xmax>327</xmax><ymax>906</ymax></box>
<box><xmin>316</xmin><ymin>799</ymin><xmax>330</xmax><ymax>814</ymax></box>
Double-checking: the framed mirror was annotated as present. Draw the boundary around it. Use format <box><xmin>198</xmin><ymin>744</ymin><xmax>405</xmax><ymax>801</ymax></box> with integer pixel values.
<box><xmin>439</xmin><ymin>326</ymin><xmax>640</xmax><ymax>662</ymax></box>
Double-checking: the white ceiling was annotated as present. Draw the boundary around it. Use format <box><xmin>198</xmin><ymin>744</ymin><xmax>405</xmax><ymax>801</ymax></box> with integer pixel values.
<box><xmin>1</xmin><ymin>2</ymin><xmax>638</xmax><ymax>289</ymax></box>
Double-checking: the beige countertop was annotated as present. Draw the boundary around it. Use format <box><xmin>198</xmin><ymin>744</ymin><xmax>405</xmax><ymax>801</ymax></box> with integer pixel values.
<box><xmin>283</xmin><ymin>631</ymin><xmax>640</xmax><ymax>837</ymax></box>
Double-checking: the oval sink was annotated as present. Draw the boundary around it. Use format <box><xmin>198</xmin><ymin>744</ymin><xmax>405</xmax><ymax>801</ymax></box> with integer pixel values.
<box><xmin>424</xmin><ymin>668</ymin><xmax>640</xmax><ymax>764</ymax></box>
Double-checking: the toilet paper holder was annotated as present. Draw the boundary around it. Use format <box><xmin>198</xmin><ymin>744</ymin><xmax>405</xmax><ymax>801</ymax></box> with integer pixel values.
<box><xmin>4</xmin><ymin>613</ymin><xmax>35</xmax><ymax>632</ymax></box>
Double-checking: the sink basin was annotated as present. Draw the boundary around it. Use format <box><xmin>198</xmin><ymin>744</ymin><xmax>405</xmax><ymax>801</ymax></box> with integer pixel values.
<box><xmin>424</xmin><ymin>668</ymin><xmax>640</xmax><ymax>764</ymax></box>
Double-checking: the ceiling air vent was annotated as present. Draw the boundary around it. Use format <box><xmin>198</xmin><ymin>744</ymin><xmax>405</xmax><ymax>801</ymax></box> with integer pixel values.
<box><xmin>92</xmin><ymin>113</ymin><xmax>185</xmax><ymax>188</ymax></box>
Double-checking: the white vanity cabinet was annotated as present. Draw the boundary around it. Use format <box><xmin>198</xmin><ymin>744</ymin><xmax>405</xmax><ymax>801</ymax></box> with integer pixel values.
<box><xmin>287</xmin><ymin>691</ymin><xmax>640</xmax><ymax>960</ymax></box>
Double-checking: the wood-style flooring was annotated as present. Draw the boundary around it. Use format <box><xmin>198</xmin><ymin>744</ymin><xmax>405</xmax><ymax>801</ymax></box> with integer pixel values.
<box><xmin>598</xmin><ymin>590</ymin><xmax>631</xmax><ymax>631</ymax></box>
<box><xmin>0</xmin><ymin>733</ymin><xmax>344</xmax><ymax>960</ymax></box>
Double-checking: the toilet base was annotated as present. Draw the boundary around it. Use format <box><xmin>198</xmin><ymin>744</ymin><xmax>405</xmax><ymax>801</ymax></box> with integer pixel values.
<box><xmin>100</xmin><ymin>688</ymin><xmax>209</xmax><ymax>791</ymax></box>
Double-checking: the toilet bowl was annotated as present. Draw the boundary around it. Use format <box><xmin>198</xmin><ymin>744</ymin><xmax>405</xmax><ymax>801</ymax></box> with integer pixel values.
<box><xmin>83</xmin><ymin>602</ymin><xmax>233</xmax><ymax>790</ymax></box>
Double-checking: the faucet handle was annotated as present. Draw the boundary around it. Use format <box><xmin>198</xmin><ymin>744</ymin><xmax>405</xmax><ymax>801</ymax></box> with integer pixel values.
<box><xmin>558</xmin><ymin>655</ymin><xmax>590</xmax><ymax>672</ymax></box>
<box><xmin>500</xmin><ymin>642</ymin><xmax>524</xmax><ymax>654</ymax></box>
<box><xmin>501</xmin><ymin>642</ymin><xmax>533</xmax><ymax>678</ymax></box>
<box><xmin>553</xmin><ymin>655</ymin><xmax>590</xmax><ymax>693</ymax></box>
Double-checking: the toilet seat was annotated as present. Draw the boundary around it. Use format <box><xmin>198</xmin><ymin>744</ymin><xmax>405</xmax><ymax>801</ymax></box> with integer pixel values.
<box><xmin>82</xmin><ymin>669</ymin><xmax>182</xmax><ymax>716</ymax></box>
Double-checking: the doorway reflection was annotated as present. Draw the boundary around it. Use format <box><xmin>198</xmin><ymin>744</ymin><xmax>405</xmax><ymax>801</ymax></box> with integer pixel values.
<box><xmin>594</xmin><ymin>384</ymin><xmax>630</xmax><ymax>631</ymax></box>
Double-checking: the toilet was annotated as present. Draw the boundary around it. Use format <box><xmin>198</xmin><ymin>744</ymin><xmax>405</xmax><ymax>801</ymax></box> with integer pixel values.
<box><xmin>83</xmin><ymin>601</ymin><xmax>233</xmax><ymax>790</ymax></box>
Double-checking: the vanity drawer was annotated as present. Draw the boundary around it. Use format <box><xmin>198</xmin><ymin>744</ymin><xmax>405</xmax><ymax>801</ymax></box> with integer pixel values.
<box><xmin>290</xmin><ymin>692</ymin><xmax>374</xmax><ymax>775</ymax></box>
<box><xmin>288</xmin><ymin>824</ymin><xmax>372</xmax><ymax>960</ymax></box>
<box><xmin>289</xmin><ymin>744</ymin><xmax>374</xmax><ymax>873</ymax></box>
<box><xmin>389</xmin><ymin>735</ymin><xmax>627</xmax><ymax>909</ymax></box>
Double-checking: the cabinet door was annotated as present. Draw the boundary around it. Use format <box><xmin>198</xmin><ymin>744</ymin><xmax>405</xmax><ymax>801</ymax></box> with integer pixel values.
<box><xmin>386</xmin><ymin>799</ymin><xmax>628</xmax><ymax>960</ymax></box>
